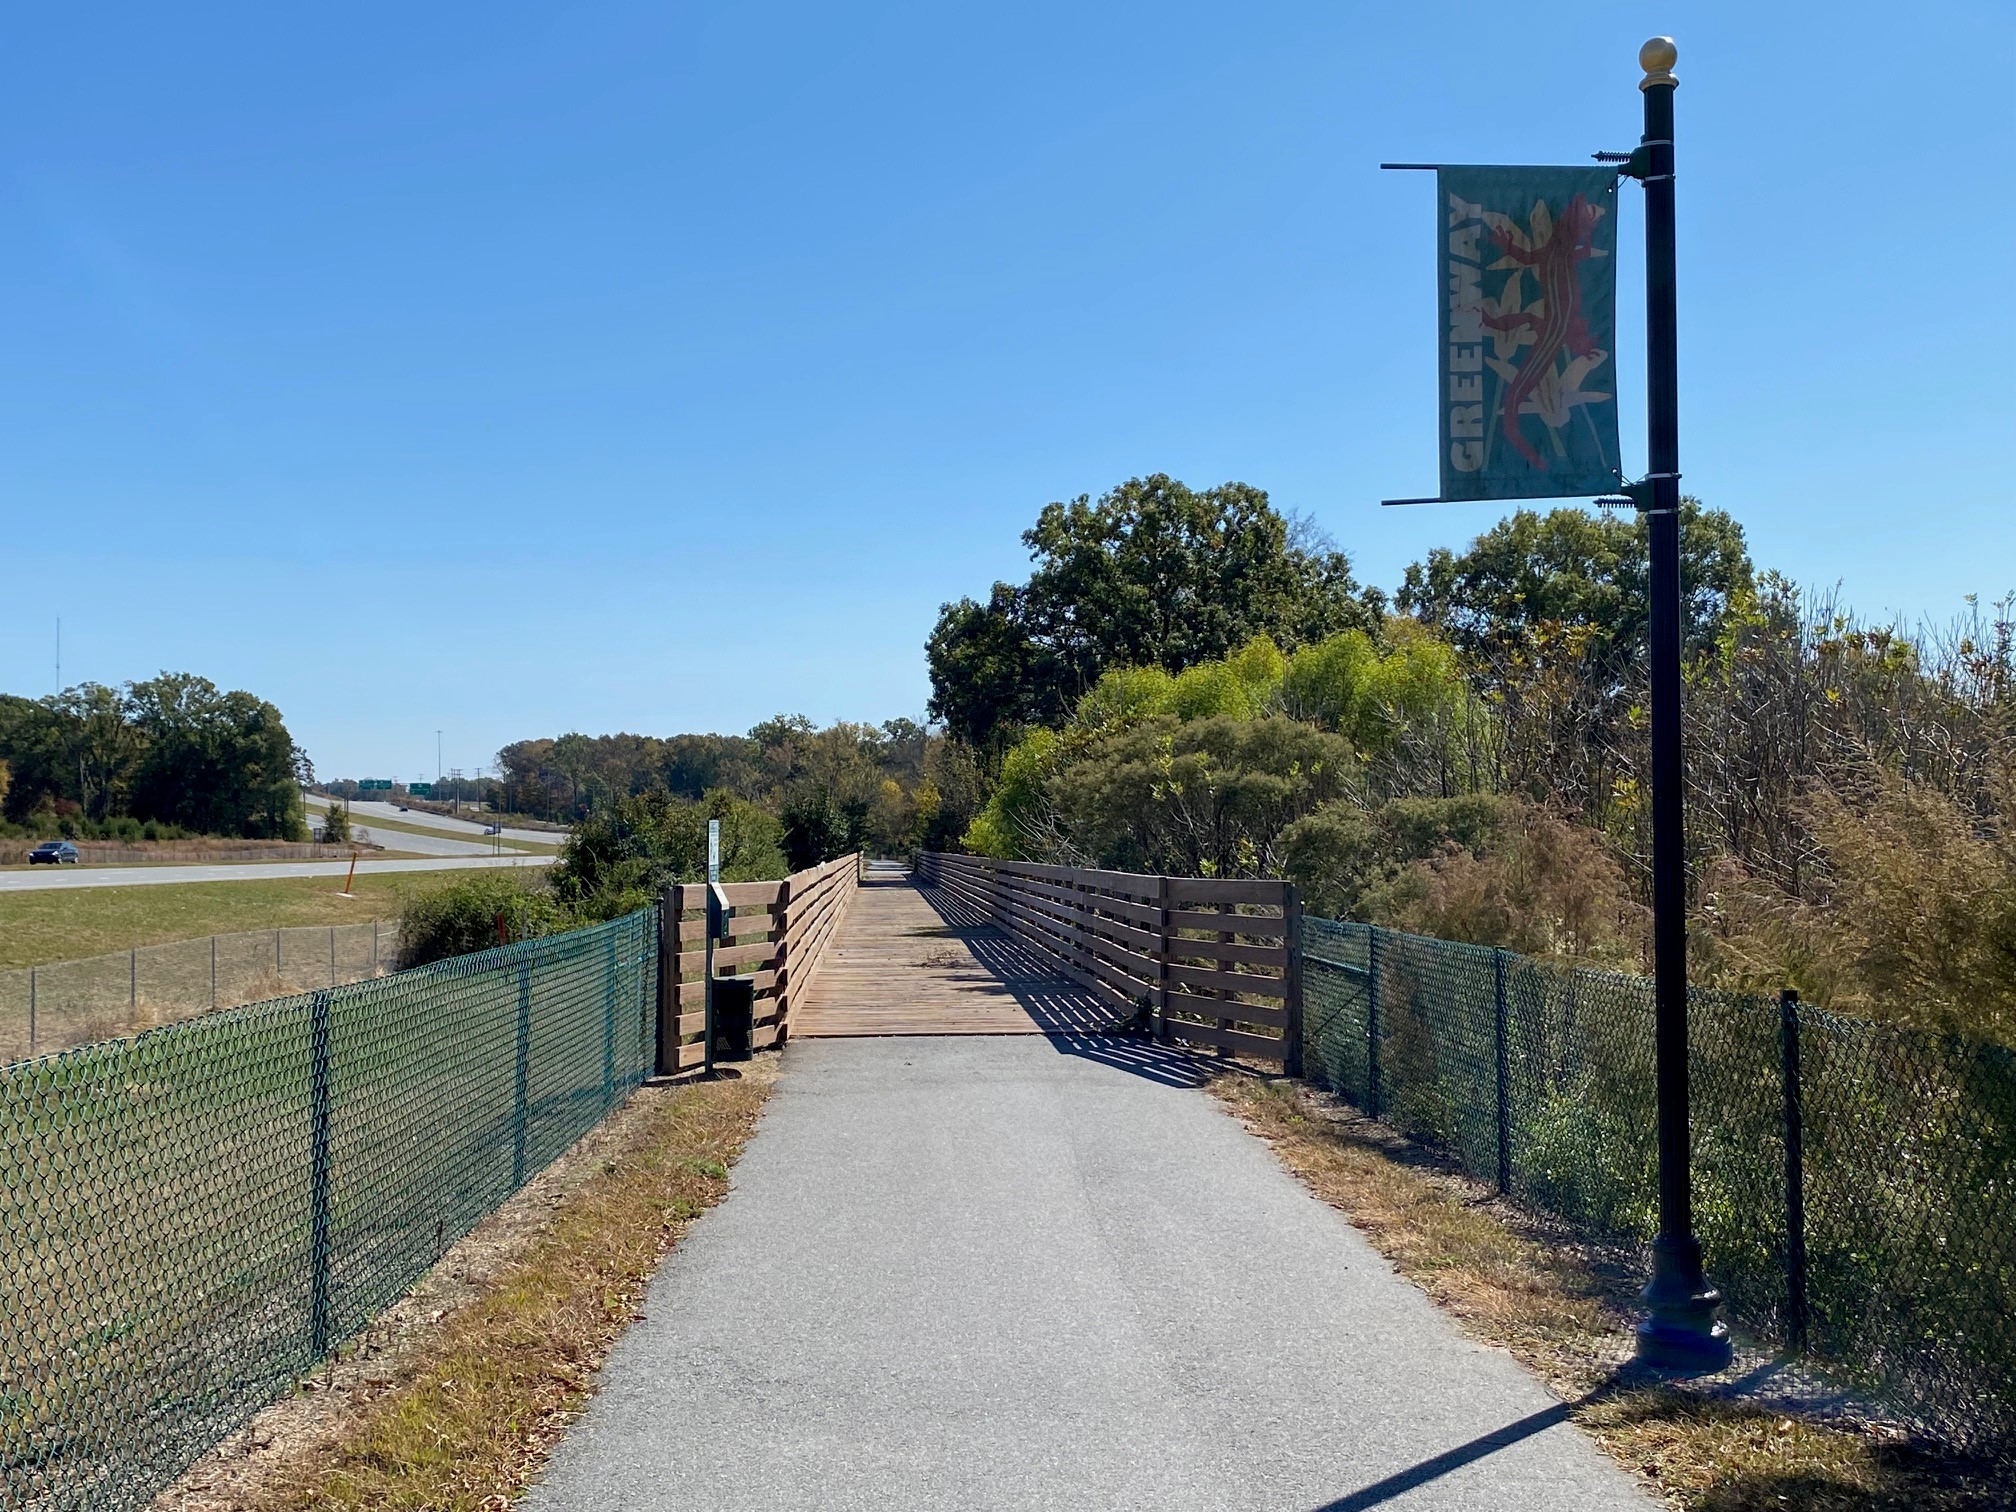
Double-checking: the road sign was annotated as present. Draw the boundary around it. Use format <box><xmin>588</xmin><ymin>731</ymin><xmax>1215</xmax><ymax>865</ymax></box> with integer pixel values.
<box><xmin>359</xmin><ymin>779</ymin><xmax>392</xmax><ymax>791</ymax></box>
<box><xmin>408</xmin><ymin>782</ymin><xmax>433</xmax><ymax>797</ymax></box>
<box><xmin>707</xmin><ymin>818</ymin><xmax>721</xmax><ymax>884</ymax></box>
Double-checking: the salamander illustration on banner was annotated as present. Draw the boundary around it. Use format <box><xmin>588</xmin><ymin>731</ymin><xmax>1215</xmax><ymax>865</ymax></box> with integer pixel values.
<box><xmin>1481</xmin><ymin>192</ymin><xmax>1606</xmax><ymax>469</ymax></box>
<box><xmin>1436</xmin><ymin>164</ymin><xmax>1622</xmax><ymax>502</ymax></box>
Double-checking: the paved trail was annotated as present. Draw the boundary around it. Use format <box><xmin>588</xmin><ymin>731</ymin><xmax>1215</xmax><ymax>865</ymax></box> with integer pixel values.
<box><xmin>526</xmin><ymin>1036</ymin><xmax>1649</xmax><ymax>1511</ymax></box>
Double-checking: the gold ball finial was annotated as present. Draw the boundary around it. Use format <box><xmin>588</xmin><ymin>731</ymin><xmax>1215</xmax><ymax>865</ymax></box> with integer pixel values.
<box><xmin>1640</xmin><ymin>36</ymin><xmax>1678</xmax><ymax>89</ymax></box>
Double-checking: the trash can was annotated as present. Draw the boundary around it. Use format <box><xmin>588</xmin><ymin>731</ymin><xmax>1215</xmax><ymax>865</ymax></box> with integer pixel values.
<box><xmin>712</xmin><ymin>974</ymin><xmax>755</xmax><ymax>1061</ymax></box>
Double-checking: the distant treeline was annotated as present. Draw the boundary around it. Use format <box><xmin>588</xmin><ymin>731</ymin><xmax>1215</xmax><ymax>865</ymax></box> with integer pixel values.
<box><xmin>490</xmin><ymin>715</ymin><xmax>982</xmax><ymax>876</ymax></box>
<box><xmin>0</xmin><ymin>674</ymin><xmax>308</xmax><ymax>841</ymax></box>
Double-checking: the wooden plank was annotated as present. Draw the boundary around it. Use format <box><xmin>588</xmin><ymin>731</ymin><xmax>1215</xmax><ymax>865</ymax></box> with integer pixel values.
<box><xmin>1166</xmin><ymin>877</ymin><xmax>1290</xmax><ymax>905</ymax></box>
<box><xmin>1164</xmin><ymin>990</ymin><xmax>1288</xmax><ymax>1028</ymax></box>
<box><xmin>1161</xmin><ymin>1017</ymin><xmax>1286</xmax><ymax>1062</ymax></box>
<box><xmin>1167</xmin><ymin>908</ymin><xmax>1288</xmax><ymax>937</ymax></box>
<box><xmin>673</xmin><ymin>880</ymin><xmax>785</xmax><ymax>908</ymax></box>
<box><xmin>676</xmin><ymin>940</ymin><xmax>777</xmax><ymax>973</ymax></box>
<box><xmin>1167</xmin><ymin>936</ymin><xmax>1288</xmax><ymax>969</ymax></box>
<box><xmin>1166</xmin><ymin>960</ymin><xmax>1286</xmax><ymax>998</ymax></box>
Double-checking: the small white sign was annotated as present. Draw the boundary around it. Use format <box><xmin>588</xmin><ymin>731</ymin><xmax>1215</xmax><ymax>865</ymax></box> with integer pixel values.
<box><xmin>707</xmin><ymin>818</ymin><xmax>721</xmax><ymax>884</ymax></box>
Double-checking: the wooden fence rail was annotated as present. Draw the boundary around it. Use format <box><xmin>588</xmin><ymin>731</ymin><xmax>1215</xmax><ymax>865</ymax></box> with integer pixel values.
<box><xmin>916</xmin><ymin>852</ymin><xmax>1303</xmax><ymax>1074</ymax></box>
<box><xmin>655</xmin><ymin>854</ymin><xmax>861</xmax><ymax>1073</ymax></box>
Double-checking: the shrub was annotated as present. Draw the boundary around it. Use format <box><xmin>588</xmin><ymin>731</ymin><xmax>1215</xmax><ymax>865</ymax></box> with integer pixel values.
<box><xmin>395</xmin><ymin>872</ymin><xmax>568</xmax><ymax>970</ymax></box>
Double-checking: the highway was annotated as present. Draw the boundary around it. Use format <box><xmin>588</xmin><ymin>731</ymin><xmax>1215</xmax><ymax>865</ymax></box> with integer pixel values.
<box><xmin>304</xmin><ymin>794</ymin><xmax>564</xmax><ymax>849</ymax></box>
<box><xmin>0</xmin><ymin>855</ymin><xmax>554</xmax><ymax>893</ymax></box>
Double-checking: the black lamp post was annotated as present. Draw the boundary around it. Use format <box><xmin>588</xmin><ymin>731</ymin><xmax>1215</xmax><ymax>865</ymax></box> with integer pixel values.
<box><xmin>1629</xmin><ymin>34</ymin><xmax>1732</xmax><ymax>1373</ymax></box>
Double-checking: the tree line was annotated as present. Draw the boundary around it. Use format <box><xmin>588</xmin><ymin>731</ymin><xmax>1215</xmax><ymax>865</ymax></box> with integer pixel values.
<box><xmin>0</xmin><ymin>674</ymin><xmax>308</xmax><ymax>841</ymax></box>
<box><xmin>928</xmin><ymin>473</ymin><xmax>2016</xmax><ymax>1047</ymax></box>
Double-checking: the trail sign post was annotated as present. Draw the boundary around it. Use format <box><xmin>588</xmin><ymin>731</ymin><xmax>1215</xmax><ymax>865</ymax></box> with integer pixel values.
<box><xmin>1383</xmin><ymin>36</ymin><xmax>1729</xmax><ymax>1371</ymax></box>
<box><xmin>703</xmin><ymin>818</ymin><xmax>724</xmax><ymax>1075</ymax></box>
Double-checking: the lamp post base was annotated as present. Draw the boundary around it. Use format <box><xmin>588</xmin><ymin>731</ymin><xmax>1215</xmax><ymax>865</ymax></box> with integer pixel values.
<box><xmin>1636</xmin><ymin>1234</ymin><xmax>1733</xmax><ymax>1372</ymax></box>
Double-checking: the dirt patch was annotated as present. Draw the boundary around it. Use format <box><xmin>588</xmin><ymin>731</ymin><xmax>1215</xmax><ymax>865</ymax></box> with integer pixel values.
<box><xmin>154</xmin><ymin>1060</ymin><xmax>777</xmax><ymax>1511</ymax></box>
<box><xmin>1209</xmin><ymin>1074</ymin><xmax>2003</xmax><ymax>1512</ymax></box>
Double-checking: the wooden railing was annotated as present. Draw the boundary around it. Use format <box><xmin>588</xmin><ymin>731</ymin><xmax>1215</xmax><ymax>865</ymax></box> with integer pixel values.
<box><xmin>917</xmin><ymin>853</ymin><xmax>1303</xmax><ymax>1073</ymax></box>
<box><xmin>655</xmin><ymin>854</ymin><xmax>861</xmax><ymax>1073</ymax></box>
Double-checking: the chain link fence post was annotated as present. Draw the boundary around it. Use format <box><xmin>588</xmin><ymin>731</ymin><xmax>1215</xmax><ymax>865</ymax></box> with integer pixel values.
<box><xmin>512</xmin><ymin>957</ymin><xmax>532</xmax><ymax>1188</ymax></box>
<box><xmin>210</xmin><ymin>935</ymin><xmax>218</xmax><ymax>1010</ymax></box>
<box><xmin>1779</xmin><ymin>987</ymin><xmax>1808</xmax><ymax>1353</ymax></box>
<box><xmin>1366</xmin><ymin>927</ymin><xmax>1383</xmax><ymax>1119</ymax></box>
<box><xmin>307</xmin><ymin>988</ymin><xmax>334</xmax><ymax>1360</ymax></box>
<box><xmin>602</xmin><ymin>927</ymin><xmax>617</xmax><ymax>1109</ymax></box>
<box><xmin>1493</xmin><ymin>947</ymin><xmax>1512</xmax><ymax>1195</ymax></box>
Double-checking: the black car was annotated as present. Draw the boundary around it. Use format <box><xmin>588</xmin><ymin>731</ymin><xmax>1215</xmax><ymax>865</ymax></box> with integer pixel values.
<box><xmin>27</xmin><ymin>841</ymin><xmax>79</xmax><ymax>865</ymax></box>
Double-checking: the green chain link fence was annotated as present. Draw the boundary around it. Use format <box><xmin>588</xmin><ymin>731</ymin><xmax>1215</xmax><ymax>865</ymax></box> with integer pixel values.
<box><xmin>1302</xmin><ymin>916</ymin><xmax>2016</xmax><ymax>1449</ymax></box>
<box><xmin>0</xmin><ymin>907</ymin><xmax>657</xmax><ymax>1510</ymax></box>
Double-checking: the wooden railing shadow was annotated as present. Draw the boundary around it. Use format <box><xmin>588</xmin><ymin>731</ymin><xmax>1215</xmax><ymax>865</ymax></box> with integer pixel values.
<box><xmin>911</xmin><ymin>875</ymin><xmax>1216</xmax><ymax>1089</ymax></box>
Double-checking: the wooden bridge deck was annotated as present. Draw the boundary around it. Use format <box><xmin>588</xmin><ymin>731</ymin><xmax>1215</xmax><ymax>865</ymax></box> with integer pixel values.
<box><xmin>791</xmin><ymin>868</ymin><xmax>1120</xmax><ymax>1038</ymax></box>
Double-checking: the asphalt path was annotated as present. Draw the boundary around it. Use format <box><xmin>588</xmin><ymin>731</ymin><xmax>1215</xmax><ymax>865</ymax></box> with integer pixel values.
<box><xmin>304</xmin><ymin>794</ymin><xmax>563</xmax><ymax>848</ymax></box>
<box><xmin>525</xmin><ymin>1037</ymin><xmax>1650</xmax><ymax>1512</ymax></box>
<box><xmin>0</xmin><ymin>855</ymin><xmax>552</xmax><ymax>893</ymax></box>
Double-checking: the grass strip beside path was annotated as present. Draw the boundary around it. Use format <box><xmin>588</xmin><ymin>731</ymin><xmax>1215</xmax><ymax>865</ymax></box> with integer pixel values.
<box><xmin>162</xmin><ymin>1067</ymin><xmax>771</xmax><ymax>1511</ymax></box>
<box><xmin>1210</xmin><ymin>1075</ymin><xmax>2001</xmax><ymax>1512</ymax></box>
<box><xmin>0</xmin><ymin>873</ymin><xmax>473</xmax><ymax>970</ymax></box>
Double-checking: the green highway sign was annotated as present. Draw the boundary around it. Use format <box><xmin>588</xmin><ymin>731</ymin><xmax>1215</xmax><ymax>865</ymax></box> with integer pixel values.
<box><xmin>408</xmin><ymin>782</ymin><xmax>433</xmax><ymax>797</ymax></box>
<box><xmin>359</xmin><ymin>779</ymin><xmax>392</xmax><ymax>791</ymax></box>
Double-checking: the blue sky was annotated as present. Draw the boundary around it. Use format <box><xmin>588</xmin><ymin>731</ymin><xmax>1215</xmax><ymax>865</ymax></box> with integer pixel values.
<box><xmin>3</xmin><ymin>3</ymin><xmax>2010</xmax><ymax>780</ymax></box>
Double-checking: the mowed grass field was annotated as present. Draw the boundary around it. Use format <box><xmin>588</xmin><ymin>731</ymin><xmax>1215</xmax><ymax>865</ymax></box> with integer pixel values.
<box><xmin>0</xmin><ymin>872</ymin><xmax>476</xmax><ymax>970</ymax></box>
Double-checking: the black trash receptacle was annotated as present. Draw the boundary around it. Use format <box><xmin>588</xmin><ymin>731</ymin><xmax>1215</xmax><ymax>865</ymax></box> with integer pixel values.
<box><xmin>712</xmin><ymin>974</ymin><xmax>755</xmax><ymax>1061</ymax></box>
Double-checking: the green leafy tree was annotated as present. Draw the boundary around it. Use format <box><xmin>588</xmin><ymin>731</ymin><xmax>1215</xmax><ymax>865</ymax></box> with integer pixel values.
<box><xmin>928</xmin><ymin>475</ymin><xmax>1384</xmax><ymax>749</ymax></box>
<box><xmin>1397</xmin><ymin>500</ymin><xmax>1753</xmax><ymax>677</ymax></box>
<box><xmin>125</xmin><ymin>674</ymin><xmax>308</xmax><ymax>839</ymax></box>
<box><xmin>550</xmin><ymin>789</ymin><xmax>788</xmax><ymax>919</ymax></box>
<box><xmin>318</xmin><ymin>801</ymin><xmax>351</xmax><ymax>843</ymax></box>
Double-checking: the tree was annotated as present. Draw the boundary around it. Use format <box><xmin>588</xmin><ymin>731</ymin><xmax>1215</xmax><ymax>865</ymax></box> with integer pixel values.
<box><xmin>125</xmin><ymin>674</ymin><xmax>308</xmax><ymax>839</ymax></box>
<box><xmin>318</xmin><ymin>801</ymin><xmax>351</xmax><ymax>844</ymax></box>
<box><xmin>1397</xmin><ymin>500</ymin><xmax>1753</xmax><ymax>679</ymax></box>
<box><xmin>549</xmin><ymin>789</ymin><xmax>788</xmax><ymax>918</ymax></box>
<box><xmin>927</xmin><ymin>475</ymin><xmax>1385</xmax><ymax>749</ymax></box>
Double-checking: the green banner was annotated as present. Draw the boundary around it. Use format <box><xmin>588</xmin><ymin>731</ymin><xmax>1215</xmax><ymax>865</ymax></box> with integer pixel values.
<box><xmin>1438</xmin><ymin>165</ymin><xmax>1621</xmax><ymax>501</ymax></box>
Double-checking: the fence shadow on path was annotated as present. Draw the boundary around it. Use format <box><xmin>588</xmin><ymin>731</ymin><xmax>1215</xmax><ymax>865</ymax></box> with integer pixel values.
<box><xmin>906</xmin><ymin>874</ymin><xmax>1223</xmax><ymax>1089</ymax></box>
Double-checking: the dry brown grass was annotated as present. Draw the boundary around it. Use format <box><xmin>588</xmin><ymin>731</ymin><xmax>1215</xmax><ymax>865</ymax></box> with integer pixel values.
<box><xmin>160</xmin><ymin>1065</ymin><xmax>773</xmax><ymax>1511</ymax></box>
<box><xmin>1209</xmin><ymin>1074</ymin><xmax>2002</xmax><ymax>1512</ymax></box>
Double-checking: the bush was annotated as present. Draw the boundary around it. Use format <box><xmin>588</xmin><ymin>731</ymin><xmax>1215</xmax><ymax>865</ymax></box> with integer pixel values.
<box><xmin>395</xmin><ymin>873</ymin><xmax>568</xmax><ymax>970</ymax></box>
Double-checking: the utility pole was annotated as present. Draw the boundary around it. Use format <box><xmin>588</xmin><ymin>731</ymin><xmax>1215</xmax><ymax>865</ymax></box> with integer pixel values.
<box><xmin>436</xmin><ymin>730</ymin><xmax>443</xmax><ymax>786</ymax></box>
<box><xmin>1628</xmin><ymin>34</ymin><xmax>1730</xmax><ymax>1372</ymax></box>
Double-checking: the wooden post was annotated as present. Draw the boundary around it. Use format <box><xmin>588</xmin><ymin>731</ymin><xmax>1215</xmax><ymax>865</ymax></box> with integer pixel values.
<box><xmin>1282</xmin><ymin>885</ymin><xmax>1304</xmax><ymax>1078</ymax></box>
<box><xmin>773</xmin><ymin>876</ymin><xmax>794</xmax><ymax>1045</ymax></box>
<box><xmin>654</xmin><ymin>889</ymin><xmax>679</xmax><ymax>1077</ymax></box>
<box><xmin>1215</xmin><ymin>900</ymin><xmax>1238</xmax><ymax>1057</ymax></box>
<box><xmin>1153</xmin><ymin>874</ymin><xmax>1171</xmax><ymax>1042</ymax></box>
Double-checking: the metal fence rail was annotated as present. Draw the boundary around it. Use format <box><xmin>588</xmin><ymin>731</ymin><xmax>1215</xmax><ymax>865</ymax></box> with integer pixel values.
<box><xmin>1301</xmin><ymin>916</ymin><xmax>2016</xmax><ymax>1448</ymax></box>
<box><xmin>0</xmin><ymin>908</ymin><xmax>657</xmax><ymax>1511</ymax></box>
<box><xmin>0</xmin><ymin>923</ymin><xmax>395</xmax><ymax>1064</ymax></box>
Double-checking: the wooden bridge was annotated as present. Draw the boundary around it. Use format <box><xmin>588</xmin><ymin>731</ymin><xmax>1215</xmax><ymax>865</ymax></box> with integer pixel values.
<box><xmin>654</xmin><ymin>854</ymin><xmax>1304</xmax><ymax>1073</ymax></box>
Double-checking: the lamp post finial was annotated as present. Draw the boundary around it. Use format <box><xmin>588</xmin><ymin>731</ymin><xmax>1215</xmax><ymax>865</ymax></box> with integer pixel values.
<box><xmin>1640</xmin><ymin>36</ymin><xmax>1678</xmax><ymax>90</ymax></box>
